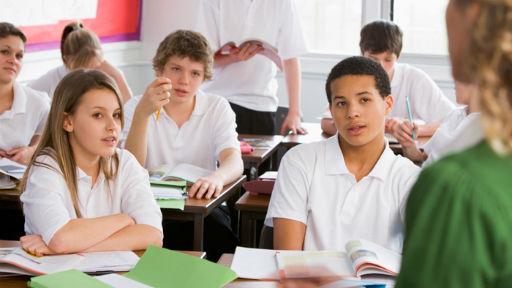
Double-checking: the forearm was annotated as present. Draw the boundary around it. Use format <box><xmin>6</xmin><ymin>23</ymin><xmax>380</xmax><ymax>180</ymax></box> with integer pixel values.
<box><xmin>124</xmin><ymin>110</ymin><xmax>150</xmax><ymax>166</ymax></box>
<box><xmin>273</xmin><ymin>218</ymin><xmax>306</xmax><ymax>250</ymax></box>
<box><xmin>49</xmin><ymin>213</ymin><xmax>133</xmax><ymax>254</ymax></box>
<box><xmin>283</xmin><ymin>58</ymin><xmax>302</xmax><ymax>116</ymax></box>
<box><xmin>215</xmin><ymin>149</ymin><xmax>243</xmax><ymax>185</ymax></box>
<box><xmin>213</xmin><ymin>53</ymin><xmax>236</xmax><ymax>68</ymax></box>
<box><xmin>417</xmin><ymin>123</ymin><xmax>440</xmax><ymax>137</ymax></box>
<box><xmin>84</xmin><ymin>224</ymin><xmax>163</xmax><ymax>252</ymax></box>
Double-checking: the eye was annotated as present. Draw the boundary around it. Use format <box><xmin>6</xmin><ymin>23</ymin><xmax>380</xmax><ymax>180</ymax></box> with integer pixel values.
<box><xmin>0</xmin><ymin>49</ymin><xmax>10</xmax><ymax>56</ymax></box>
<box><xmin>336</xmin><ymin>101</ymin><xmax>347</xmax><ymax>107</ymax></box>
<box><xmin>15</xmin><ymin>52</ymin><xmax>23</xmax><ymax>60</ymax></box>
<box><xmin>92</xmin><ymin>112</ymin><xmax>102</xmax><ymax>119</ymax></box>
<box><xmin>113</xmin><ymin>111</ymin><xmax>121</xmax><ymax>119</ymax></box>
<box><xmin>361</xmin><ymin>97</ymin><xmax>370</xmax><ymax>103</ymax></box>
<box><xmin>192</xmin><ymin>71</ymin><xmax>202</xmax><ymax>78</ymax></box>
<box><xmin>171</xmin><ymin>66</ymin><xmax>180</xmax><ymax>72</ymax></box>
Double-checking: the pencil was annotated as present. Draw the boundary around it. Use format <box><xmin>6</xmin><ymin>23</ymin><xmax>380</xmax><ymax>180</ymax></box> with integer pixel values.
<box><xmin>405</xmin><ymin>96</ymin><xmax>416</xmax><ymax>140</ymax></box>
<box><xmin>156</xmin><ymin>109</ymin><xmax>161</xmax><ymax>120</ymax></box>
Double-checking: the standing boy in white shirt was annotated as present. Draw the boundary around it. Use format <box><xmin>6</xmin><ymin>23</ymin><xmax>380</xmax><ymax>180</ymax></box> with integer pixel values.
<box><xmin>267</xmin><ymin>56</ymin><xmax>420</xmax><ymax>253</ymax></box>
<box><xmin>321</xmin><ymin>21</ymin><xmax>455</xmax><ymax>143</ymax></box>
<box><xmin>197</xmin><ymin>0</ymin><xmax>308</xmax><ymax>135</ymax></box>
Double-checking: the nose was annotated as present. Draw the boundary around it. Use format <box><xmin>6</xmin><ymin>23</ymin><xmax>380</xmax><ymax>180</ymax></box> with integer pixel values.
<box><xmin>346</xmin><ymin>103</ymin><xmax>361</xmax><ymax>119</ymax></box>
<box><xmin>106</xmin><ymin>115</ymin><xmax>120</xmax><ymax>132</ymax></box>
<box><xmin>178</xmin><ymin>72</ymin><xmax>189</xmax><ymax>84</ymax></box>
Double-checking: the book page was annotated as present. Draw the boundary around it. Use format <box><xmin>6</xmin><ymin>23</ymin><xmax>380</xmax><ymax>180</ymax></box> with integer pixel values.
<box><xmin>151</xmin><ymin>186</ymin><xmax>187</xmax><ymax>200</ymax></box>
<box><xmin>0</xmin><ymin>248</ymin><xmax>83</xmax><ymax>275</ymax></box>
<box><xmin>345</xmin><ymin>239</ymin><xmax>401</xmax><ymax>277</ymax></box>
<box><xmin>275</xmin><ymin>250</ymin><xmax>354</xmax><ymax>279</ymax></box>
<box><xmin>166</xmin><ymin>163</ymin><xmax>212</xmax><ymax>183</ymax></box>
<box><xmin>76</xmin><ymin>251</ymin><xmax>139</xmax><ymax>273</ymax></box>
<box><xmin>231</xmin><ymin>247</ymin><xmax>280</xmax><ymax>280</ymax></box>
<box><xmin>0</xmin><ymin>158</ymin><xmax>26</xmax><ymax>180</ymax></box>
<box><xmin>147</xmin><ymin>165</ymin><xmax>173</xmax><ymax>181</ymax></box>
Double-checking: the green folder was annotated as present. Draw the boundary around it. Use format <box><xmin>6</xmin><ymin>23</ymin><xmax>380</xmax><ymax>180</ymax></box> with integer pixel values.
<box><xmin>29</xmin><ymin>269</ymin><xmax>110</xmax><ymax>288</ymax></box>
<box><xmin>125</xmin><ymin>246</ymin><xmax>237</xmax><ymax>288</ymax></box>
<box><xmin>150</xmin><ymin>180</ymin><xmax>187</xmax><ymax>187</ymax></box>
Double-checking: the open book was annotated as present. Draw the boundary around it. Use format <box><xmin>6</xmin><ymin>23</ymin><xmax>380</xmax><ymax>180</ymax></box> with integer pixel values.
<box><xmin>148</xmin><ymin>163</ymin><xmax>212</xmax><ymax>185</ymax></box>
<box><xmin>217</xmin><ymin>38</ymin><xmax>283</xmax><ymax>70</ymax></box>
<box><xmin>0</xmin><ymin>247</ymin><xmax>139</xmax><ymax>276</ymax></box>
<box><xmin>231</xmin><ymin>239</ymin><xmax>400</xmax><ymax>280</ymax></box>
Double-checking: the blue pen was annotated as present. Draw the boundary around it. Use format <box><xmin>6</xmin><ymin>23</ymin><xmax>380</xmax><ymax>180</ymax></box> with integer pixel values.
<box><xmin>405</xmin><ymin>96</ymin><xmax>416</xmax><ymax>140</ymax></box>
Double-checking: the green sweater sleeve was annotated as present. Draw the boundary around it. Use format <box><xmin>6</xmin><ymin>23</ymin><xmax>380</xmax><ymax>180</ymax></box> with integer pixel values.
<box><xmin>395</xmin><ymin>157</ymin><xmax>512</xmax><ymax>288</ymax></box>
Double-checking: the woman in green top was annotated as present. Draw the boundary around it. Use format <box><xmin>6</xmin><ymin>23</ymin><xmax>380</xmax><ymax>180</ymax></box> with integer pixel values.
<box><xmin>396</xmin><ymin>0</ymin><xmax>512</xmax><ymax>287</ymax></box>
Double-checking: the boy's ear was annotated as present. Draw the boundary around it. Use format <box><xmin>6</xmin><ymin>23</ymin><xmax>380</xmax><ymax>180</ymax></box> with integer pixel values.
<box><xmin>62</xmin><ymin>113</ymin><xmax>74</xmax><ymax>132</ymax></box>
<box><xmin>384</xmin><ymin>95</ymin><xmax>394</xmax><ymax>116</ymax></box>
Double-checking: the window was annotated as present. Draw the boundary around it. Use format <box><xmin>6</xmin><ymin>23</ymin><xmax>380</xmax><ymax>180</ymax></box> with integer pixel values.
<box><xmin>295</xmin><ymin>0</ymin><xmax>362</xmax><ymax>55</ymax></box>
<box><xmin>392</xmin><ymin>0</ymin><xmax>449</xmax><ymax>55</ymax></box>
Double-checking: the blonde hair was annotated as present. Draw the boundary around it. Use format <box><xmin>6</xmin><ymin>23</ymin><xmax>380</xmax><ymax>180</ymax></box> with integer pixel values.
<box><xmin>21</xmin><ymin>70</ymin><xmax>124</xmax><ymax>218</ymax></box>
<box><xmin>61</xmin><ymin>22</ymin><xmax>102</xmax><ymax>70</ymax></box>
<box><xmin>460</xmin><ymin>0</ymin><xmax>512</xmax><ymax>154</ymax></box>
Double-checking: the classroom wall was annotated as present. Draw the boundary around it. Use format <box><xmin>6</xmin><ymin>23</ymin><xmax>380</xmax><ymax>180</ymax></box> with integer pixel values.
<box><xmin>18</xmin><ymin>0</ymin><xmax>455</xmax><ymax>122</ymax></box>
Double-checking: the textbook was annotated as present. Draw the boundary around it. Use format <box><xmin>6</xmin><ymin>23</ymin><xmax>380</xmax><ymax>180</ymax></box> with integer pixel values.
<box><xmin>150</xmin><ymin>180</ymin><xmax>187</xmax><ymax>200</ymax></box>
<box><xmin>231</xmin><ymin>240</ymin><xmax>400</xmax><ymax>280</ymax></box>
<box><xmin>148</xmin><ymin>163</ymin><xmax>211</xmax><ymax>185</ymax></box>
<box><xmin>217</xmin><ymin>38</ymin><xmax>283</xmax><ymax>70</ymax></box>
<box><xmin>0</xmin><ymin>248</ymin><xmax>139</xmax><ymax>276</ymax></box>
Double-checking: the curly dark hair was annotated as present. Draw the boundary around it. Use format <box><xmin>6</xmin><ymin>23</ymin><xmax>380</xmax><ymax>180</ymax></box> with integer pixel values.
<box><xmin>325</xmin><ymin>56</ymin><xmax>391</xmax><ymax>105</ymax></box>
<box><xmin>359</xmin><ymin>20</ymin><xmax>403</xmax><ymax>57</ymax></box>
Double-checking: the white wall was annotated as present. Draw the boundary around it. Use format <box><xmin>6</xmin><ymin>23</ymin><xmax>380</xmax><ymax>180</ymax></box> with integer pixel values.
<box><xmin>18</xmin><ymin>0</ymin><xmax>455</xmax><ymax>122</ymax></box>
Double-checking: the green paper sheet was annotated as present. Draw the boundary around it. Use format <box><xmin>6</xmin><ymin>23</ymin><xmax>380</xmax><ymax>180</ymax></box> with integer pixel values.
<box><xmin>29</xmin><ymin>269</ymin><xmax>110</xmax><ymax>288</ymax></box>
<box><xmin>125</xmin><ymin>246</ymin><xmax>237</xmax><ymax>288</ymax></box>
<box><xmin>157</xmin><ymin>199</ymin><xmax>185</xmax><ymax>210</ymax></box>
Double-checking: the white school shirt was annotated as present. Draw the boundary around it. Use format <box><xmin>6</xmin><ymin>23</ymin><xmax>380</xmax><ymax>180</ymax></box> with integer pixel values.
<box><xmin>422</xmin><ymin>107</ymin><xmax>483</xmax><ymax>166</ymax></box>
<box><xmin>265</xmin><ymin>135</ymin><xmax>420</xmax><ymax>253</ymax></box>
<box><xmin>0</xmin><ymin>82</ymin><xmax>49</xmax><ymax>151</ymax></box>
<box><xmin>197</xmin><ymin>0</ymin><xmax>308</xmax><ymax>112</ymax></box>
<box><xmin>123</xmin><ymin>90</ymin><xmax>239</xmax><ymax>170</ymax></box>
<box><xmin>21</xmin><ymin>149</ymin><xmax>163</xmax><ymax>244</ymax></box>
<box><xmin>390</xmin><ymin>63</ymin><xmax>455</xmax><ymax>123</ymax></box>
<box><xmin>28</xmin><ymin>65</ymin><xmax>68</xmax><ymax>99</ymax></box>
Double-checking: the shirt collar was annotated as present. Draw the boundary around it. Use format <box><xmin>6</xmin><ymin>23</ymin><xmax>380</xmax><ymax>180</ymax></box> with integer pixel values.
<box><xmin>191</xmin><ymin>89</ymin><xmax>208</xmax><ymax>116</ymax></box>
<box><xmin>11</xmin><ymin>82</ymin><xmax>28</xmax><ymax>115</ymax></box>
<box><xmin>324</xmin><ymin>134</ymin><xmax>396</xmax><ymax>181</ymax></box>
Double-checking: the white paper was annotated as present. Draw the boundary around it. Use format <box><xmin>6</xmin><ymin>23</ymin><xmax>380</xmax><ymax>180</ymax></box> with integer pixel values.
<box><xmin>231</xmin><ymin>247</ymin><xmax>279</xmax><ymax>280</ymax></box>
<box><xmin>151</xmin><ymin>186</ymin><xmax>187</xmax><ymax>200</ymax></box>
<box><xmin>76</xmin><ymin>251</ymin><xmax>139</xmax><ymax>272</ymax></box>
<box><xmin>95</xmin><ymin>273</ymin><xmax>152</xmax><ymax>288</ymax></box>
<box><xmin>0</xmin><ymin>158</ymin><xmax>26</xmax><ymax>180</ymax></box>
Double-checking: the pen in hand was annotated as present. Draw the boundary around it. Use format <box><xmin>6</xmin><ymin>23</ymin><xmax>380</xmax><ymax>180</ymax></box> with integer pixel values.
<box><xmin>405</xmin><ymin>96</ymin><xmax>416</xmax><ymax>140</ymax></box>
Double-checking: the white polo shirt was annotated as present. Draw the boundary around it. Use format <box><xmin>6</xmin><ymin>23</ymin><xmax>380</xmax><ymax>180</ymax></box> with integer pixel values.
<box><xmin>123</xmin><ymin>90</ymin><xmax>240</xmax><ymax>170</ymax></box>
<box><xmin>0</xmin><ymin>82</ymin><xmax>50</xmax><ymax>151</ymax></box>
<box><xmin>265</xmin><ymin>135</ymin><xmax>420</xmax><ymax>253</ymax></box>
<box><xmin>422</xmin><ymin>108</ymin><xmax>482</xmax><ymax>166</ymax></box>
<box><xmin>390</xmin><ymin>63</ymin><xmax>455</xmax><ymax>123</ymax></box>
<box><xmin>21</xmin><ymin>149</ymin><xmax>163</xmax><ymax>244</ymax></box>
<box><xmin>28</xmin><ymin>65</ymin><xmax>68</xmax><ymax>99</ymax></box>
<box><xmin>197</xmin><ymin>0</ymin><xmax>308</xmax><ymax>112</ymax></box>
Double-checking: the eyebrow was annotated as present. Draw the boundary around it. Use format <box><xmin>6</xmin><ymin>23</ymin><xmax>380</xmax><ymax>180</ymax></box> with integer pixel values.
<box><xmin>91</xmin><ymin>106</ymin><xmax>121</xmax><ymax>111</ymax></box>
<box><xmin>333</xmin><ymin>91</ymin><xmax>372</xmax><ymax>99</ymax></box>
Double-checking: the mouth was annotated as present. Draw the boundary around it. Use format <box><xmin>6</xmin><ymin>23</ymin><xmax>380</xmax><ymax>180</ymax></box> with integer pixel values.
<box><xmin>3</xmin><ymin>67</ymin><xmax>16</xmax><ymax>75</ymax></box>
<box><xmin>101</xmin><ymin>136</ymin><xmax>118</xmax><ymax>146</ymax></box>
<box><xmin>173</xmin><ymin>88</ymin><xmax>189</xmax><ymax>97</ymax></box>
<box><xmin>347</xmin><ymin>124</ymin><xmax>367</xmax><ymax>136</ymax></box>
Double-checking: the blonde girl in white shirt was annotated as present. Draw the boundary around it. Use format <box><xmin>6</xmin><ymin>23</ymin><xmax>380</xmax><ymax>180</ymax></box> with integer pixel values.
<box><xmin>20</xmin><ymin>69</ymin><xmax>162</xmax><ymax>256</ymax></box>
<box><xmin>0</xmin><ymin>22</ymin><xmax>49</xmax><ymax>165</ymax></box>
<box><xmin>29</xmin><ymin>22</ymin><xmax>132</xmax><ymax>102</ymax></box>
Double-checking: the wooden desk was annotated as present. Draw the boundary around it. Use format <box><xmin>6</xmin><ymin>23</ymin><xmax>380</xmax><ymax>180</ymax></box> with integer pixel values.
<box><xmin>239</xmin><ymin>135</ymin><xmax>283</xmax><ymax>180</ymax></box>
<box><xmin>0</xmin><ymin>176</ymin><xmax>246</xmax><ymax>252</ymax></box>
<box><xmin>235</xmin><ymin>192</ymin><xmax>271</xmax><ymax>248</ymax></box>
<box><xmin>161</xmin><ymin>175</ymin><xmax>246</xmax><ymax>251</ymax></box>
<box><xmin>218</xmin><ymin>253</ymin><xmax>279</xmax><ymax>288</ymax></box>
<box><xmin>0</xmin><ymin>240</ymin><xmax>205</xmax><ymax>288</ymax></box>
<box><xmin>281</xmin><ymin>122</ymin><xmax>329</xmax><ymax>149</ymax></box>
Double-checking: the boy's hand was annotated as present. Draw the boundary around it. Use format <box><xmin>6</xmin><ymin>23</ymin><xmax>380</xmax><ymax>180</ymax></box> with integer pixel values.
<box><xmin>389</xmin><ymin>119</ymin><xmax>417</xmax><ymax>146</ymax></box>
<box><xmin>188</xmin><ymin>173</ymin><xmax>224</xmax><ymax>200</ymax></box>
<box><xmin>20</xmin><ymin>235</ymin><xmax>54</xmax><ymax>257</ymax></box>
<box><xmin>216</xmin><ymin>43</ymin><xmax>263</xmax><ymax>65</ymax></box>
<box><xmin>280</xmin><ymin>112</ymin><xmax>307</xmax><ymax>135</ymax></box>
<box><xmin>137</xmin><ymin>77</ymin><xmax>172</xmax><ymax>117</ymax></box>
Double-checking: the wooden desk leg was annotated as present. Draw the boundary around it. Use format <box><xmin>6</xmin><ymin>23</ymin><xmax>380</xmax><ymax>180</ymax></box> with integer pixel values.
<box><xmin>239</xmin><ymin>211</ymin><xmax>253</xmax><ymax>247</ymax></box>
<box><xmin>193</xmin><ymin>214</ymin><xmax>204</xmax><ymax>251</ymax></box>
